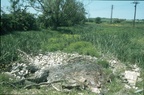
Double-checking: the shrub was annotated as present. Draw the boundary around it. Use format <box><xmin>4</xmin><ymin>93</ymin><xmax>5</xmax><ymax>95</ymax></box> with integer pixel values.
<box><xmin>95</xmin><ymin>17</ymin><xmax>102</xmax><ymax>24</ymax></box>
<box><xmin>113</xmin><ymin>18</ymin><xmax>125</xmax><ymax>23</ymax></box>
<box><xmin>1</xmin><ymin>11</ymin><xmax>38</xmax><ymax>35</ymax></box>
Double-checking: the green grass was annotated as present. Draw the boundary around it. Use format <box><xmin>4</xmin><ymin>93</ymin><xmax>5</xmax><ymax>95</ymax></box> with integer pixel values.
<box><xmin>64</xmin><ymin>41</ymin><xmax>100</xmax><ymax>57</ymax></box>
<box><xmin>1</xmin><ymin>22</ymin><xmax>144</xmax><ymax>69</ymax></box>
<box><xmin>0</xmin><ymin>22</ymin><xmax>144</xmax><ymax>94</ymax></box>
<box><xmin>75</xmin><ymin>23</ymin><xmax>144</xmax><ymax>67</ymax></box>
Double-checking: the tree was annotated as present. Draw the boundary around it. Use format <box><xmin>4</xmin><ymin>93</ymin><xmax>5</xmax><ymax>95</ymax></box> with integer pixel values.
<box><xmin>28</xmin><ymin>0</ymin><xmax>86</xmax><ymax>29</ymax></box>
<box><xmin>1</xmin><ymin>0</ymin><xmax>38</xmax><ymax>35</ymax></box>
<box><xmin>12</xmin><ymin>9</ymin><xmax>37</xmax><ymax>31</ymax></box>
<box><xmin>95</xmin><ymin>17</ymin><xmax>102</xmax><ymax>24</ymax></box>
<box><xmin>60</xmin><ymin>0</ymin><xmax>86</xmax><ymax>26</ymax></box>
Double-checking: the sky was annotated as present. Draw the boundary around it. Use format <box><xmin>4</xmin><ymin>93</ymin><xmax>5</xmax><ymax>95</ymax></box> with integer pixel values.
<box><xmin>1</xmin><ymin>0</ymin><xmax>144</xmax><ymax>19</ymax></box>
<box><xmin>82</xmin><ymin>0</ymin><xmax>144</xmax><ymax>19</ymax></box>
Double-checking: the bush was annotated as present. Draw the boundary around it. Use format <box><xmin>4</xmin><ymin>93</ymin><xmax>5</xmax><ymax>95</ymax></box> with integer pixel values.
<box><xmin>113</xmin><ymin>18</ymin><xmax>125</xmax><ymax>23</ymax></box>
<box><xmin>1</xmin><ymin>11</ymin><xmax>38</xmax><ymax>35</ymax></box>
<box><xmin>1</xmin><ymin>14</ymin><xmax>13</xmax><ymax>35</ymax></box>
<box><xmin>88</xmin><ymin>19</ymin><xmax>94</xmax><ymax>22</ymax></box>
<box><xmin>95</xmin><ymin>17</ymin><xmax>102</xmax><ymax>24</ymax></box>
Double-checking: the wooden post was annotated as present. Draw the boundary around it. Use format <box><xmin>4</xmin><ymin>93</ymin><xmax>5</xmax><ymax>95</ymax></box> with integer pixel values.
<box><xmin>132</xmin><ymin>1</ymin><xmax>139</xmax><ymax>27</ymax></box>
<box><xmin>110</xmin><ymin>5</ymin><xmax>113</xmax><ymax>24</ymax></box>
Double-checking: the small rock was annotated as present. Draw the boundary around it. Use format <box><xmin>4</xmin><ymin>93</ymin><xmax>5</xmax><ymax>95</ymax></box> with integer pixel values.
<box><xmin>137</xmin><ymin>78</ymin><xmax>143</xmax><ymax>82</ymax></box>
<box><xmin>90</xmin><ymin>87</ymin><xmax>101</xmax><ymax>94</ymax></box>
<box><xmin>124</xmin><ymin>71</ymin><xmax>139</xmax><ymax>86</ymax></box>
<box><xmin>125</xmin><ymin>84</ymin><xmax>131</xmax><ymax>89</ymax></box>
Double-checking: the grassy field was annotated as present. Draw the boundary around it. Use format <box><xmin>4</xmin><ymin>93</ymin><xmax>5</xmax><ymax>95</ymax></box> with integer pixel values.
<box><xmin>0</xmin><ymin>22</ymin><xmax>144</xmax><ymax>94</ymax></box>
<box><xmin>1</xmin><ymin>22</ymin><xmax>144</xmax><ymax>69</ymax></box>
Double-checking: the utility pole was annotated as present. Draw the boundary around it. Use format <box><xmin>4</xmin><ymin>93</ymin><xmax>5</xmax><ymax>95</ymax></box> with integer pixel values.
<box><xmin>110</xmin><ymin>5</ymin><xmax>113</xmax><ymax>24</ymax></box>
<box><xmin>86</xmin><ymin>11</ymin><xmax>90</xmax><ymax>22</ymax></box>
<box><xmin>132</xmin><ymin>1</ymin><xmax>139</xmax><ymax>27</ymax></box>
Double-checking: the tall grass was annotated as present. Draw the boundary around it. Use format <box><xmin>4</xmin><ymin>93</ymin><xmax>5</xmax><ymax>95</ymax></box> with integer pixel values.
<box><xmin>0</xmin><ymin>30</ymin><xmax>58</xmax><ymax>71</ymax></box>
<box><xmin>75</xmin><ymin>24</ymin><xmax>144</xmax><ymax>67</ymax></box>
<box><xmin>1</xmin><ymin>23</ymin><xmax>144</xmax><ymax>71</ymax></box>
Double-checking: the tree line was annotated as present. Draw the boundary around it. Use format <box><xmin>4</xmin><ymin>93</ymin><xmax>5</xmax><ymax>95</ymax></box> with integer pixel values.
<box><xmin>1</xmin><ymin>0</ymin><xmax>86</xmax><ymax>35</ymax></box>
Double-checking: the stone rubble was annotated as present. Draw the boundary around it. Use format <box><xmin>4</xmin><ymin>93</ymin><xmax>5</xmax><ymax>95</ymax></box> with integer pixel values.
<box><xmin>6</xmin><ymin>51</ymin><xmax>103</xmax><ymax>94</ymax></box>
<box><xmin>108</xmin><ymin>60</ymin><xmax>142</xmax><ymax>90</ymax></box>
<box><xmin>10</xmin><ymin>51</ymin><xmax>98</xmax><ymax>80</ymax></box>
<box><xmin>108</xmin><ymin>59</ymin><xmax>126</xmax><ymax>74</ymax></box>
<box><xmin>123</xmin><ymin>64</ymin><xmax>141</xmax><ymax>89</ymax></box>
<box><xmin>4</xmin><ymin>51</ymin><xmax>142</xmax><ymax>94</ymax></box>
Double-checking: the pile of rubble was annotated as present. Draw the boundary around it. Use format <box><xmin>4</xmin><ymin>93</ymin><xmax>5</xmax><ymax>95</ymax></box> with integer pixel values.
<box><xmin>5</xmin><ymin>50</ymin><xmax>104</xmax><ymax>94</ymax></box>
<box><xmin>3</xmin><ymin>50</ymin><xmax>143</xmax><ymax>94</ymax></box>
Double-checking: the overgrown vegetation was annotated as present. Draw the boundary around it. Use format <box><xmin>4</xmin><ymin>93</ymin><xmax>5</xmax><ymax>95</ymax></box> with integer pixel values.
<box><xmin>0</xmin><ymin>0</ymin><xmax>144</xmax><ymax>94</ymax></box>
<box><xmin>1</xmin><ymin>0</ymin><xmax>86</xmax><ymax>35</ymax></box>
<box><xmin>1</xmin><ymin>21</ymin><xmax>144</xmax><ymax>95</ymax></box>
<box><xmin>1</xmin><ymin>22</ymin><xmax>144</xmax><ymax>71</ymax></box>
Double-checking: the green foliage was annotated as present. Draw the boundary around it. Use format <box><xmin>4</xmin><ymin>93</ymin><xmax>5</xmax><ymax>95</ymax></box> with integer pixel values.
<box><xmin>97</xmin><ymin>60</ymin><xmax>109</xmax><ymax>68</ymax></box>
<box><xmin>1</xmin><ymin>14</ymin><xmax>13</xmax><ymax>34</ymax></box>
<box><xmin>1</xmin><ymin>23</ymin><xmax>144</xmax><ymax>69</ymax></box>
<box><xmin>113</xmin><ymin>18</ymin><xmax>126</xmax><ymax>23</ymax></box>
<box><xmin>60</xmin><ymin>0</ymin><xmax>86</xmax><ymax>26</ymax></box>
<box><xmin>86</xmin><ymin>18</ymin><xmax>94</xmax><ymax>22</ymax></box>
<box><xmin>1</xmin><ymin>11</ymin><xmax>38</xmax><ymax>35</ymax></box>
<box><xmin>0</xmin><ymin>73</ymin><xmax>10</xmax><ymax>82</ymax></box>
<box><xmin>1</xmin><ymin>22</ymin><xmax>144</xmax><ymax>70</ymax></box>
<box><xmin>41</xmin><ymin>34</ymin><xmax>81</xmax><ymax>51</ymax></box>
<box><xmin>1</xmin><ymin>0</ymin><xmax>86</xmax><ymax>32</ymax></box>
<box><xmin>64</xmin><ymin>41</ymin><xmax>100</xmax><ymax>57</ymax></box>
<box><xmin>106</xmin><ymin>79</ymin><xmax>124</xmax><ymax>95</ymax></box>
<box><xmin>0</xmin><ymin>31</ymin><xmax>51</xmax><ymax>70</ymax></box>
<box><xmin>0</xmin><ymin>73</ymin><xmax>13</xmax><ymax>94</ymax></box>
<box><xmin>1</xmin><ymin>0</ymin><xmax>38</xmax><ymax>35</ymax></box>
<box><xmin>12</xmin><ymin>10</ymin><xmax>38</xmax><ymax>31</ymax></box>
<box><xmin>0</xmin><ymin>22</ymin><xmax>144</xmax><ymax>95</ymax></box>
<box><xmin>78</xmin><ymin>24</ymin><xmax>144</xmax><ymax>67</ymax></box>
<box><xmin>30</xmin><ymin>0</ymin><xmax>86</xmax><ymax>29</ymax></box>
<box><xmin>95</xmin><ymin>17</ymin><xmax>102</xmax><ymax>24</ymax></box>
